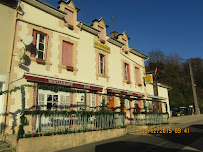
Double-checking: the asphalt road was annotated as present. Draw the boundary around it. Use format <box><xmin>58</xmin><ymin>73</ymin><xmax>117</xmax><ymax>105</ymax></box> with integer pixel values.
<box><xmin>57</xmin><ymin>115</ymin><xmax>203</xmax><ymax>152</ymax></box>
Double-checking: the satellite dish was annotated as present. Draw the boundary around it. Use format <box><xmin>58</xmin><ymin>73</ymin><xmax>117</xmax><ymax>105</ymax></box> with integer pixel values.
<box><xmin>22</xmin><ymin>35</ymin><xmax>33</xmax><ymax>46</ymax></box>
<box><xmin>18</xmin><ymin>47</ymin><xmax>25</xmax><ymax>60</ymax></box>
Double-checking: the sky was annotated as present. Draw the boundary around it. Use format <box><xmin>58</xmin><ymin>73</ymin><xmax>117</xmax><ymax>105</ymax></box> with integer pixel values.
<box><xmin>42</xmin><ymin>0</ymin><xmax>203</xmax><ymax>59</ymax></box>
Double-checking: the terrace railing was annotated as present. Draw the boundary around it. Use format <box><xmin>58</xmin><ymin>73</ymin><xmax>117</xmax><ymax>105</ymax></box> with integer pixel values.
<box><xmin>23</xmin><ymin>113</ymin><xmax>125</xmax><ymax>136</ymax></box>
<box><xmin>134</xmin><ymin>113</ymin><xmax>169</xmax><ymax>125</ymax></box>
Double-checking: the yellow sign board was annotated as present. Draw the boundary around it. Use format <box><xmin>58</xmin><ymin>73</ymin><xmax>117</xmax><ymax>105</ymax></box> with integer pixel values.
<box><xmin>94</xmin><ymin>41</ymin><xmax>110</xmax><ymax>53</ymax></box>
<box><xmin>144</xmin><ymin>74</ymin><xmax>153</xmax><ymax>83</ymax></box>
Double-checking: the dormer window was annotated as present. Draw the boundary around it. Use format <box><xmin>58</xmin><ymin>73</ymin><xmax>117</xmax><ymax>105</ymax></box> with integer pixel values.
<box><xmin>58</xmin><ymin>0</ymin><xmax>79</xmax><ymax>31</ymax></box>
<box><xmin>92</xmin><ymin>17</ymin><xmax>108</xmax><ymax>43</ymax></box>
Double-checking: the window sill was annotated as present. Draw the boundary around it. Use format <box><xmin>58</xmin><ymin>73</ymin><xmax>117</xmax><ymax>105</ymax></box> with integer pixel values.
<box><xmin>59</xmin><ymin>64</ymin><xmax>76</xmax><ymax>72</ymax></box>
<box><xmin>66</xmin><ymin>66</ymin><xmax>74</xmax><ymax>71</ymax></box>
<box><xmin>123</xmin><ymin>80</ymin><xmax>131</xmax><ymax>84</ymax></box>
<box><xmin>65</xmin><ymin>23</ymin><xmax>74</xmax><ymax>30</ymax></box>
<box><xmin>97</xmin><ymin>73</ymin><xmax>109</xmax><ymax>78</ymax></box>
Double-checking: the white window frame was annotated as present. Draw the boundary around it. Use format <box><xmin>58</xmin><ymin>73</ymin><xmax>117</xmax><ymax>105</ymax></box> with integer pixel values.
<box><xmin>90</xmin><ymin>93</ymin><xmax>96</xmax><ymax>111</ymax></box>
<box><xmin>38</xmin><ymin>90</ymin><xmax>70</xmax><ymax>111</ymax></box>
<box><xmin>99</xmin><ymin>54</ymin><xmax>105</xmax><ymax>75</ymax></box>
<box><xmin>36</xmin><ymin>33</ymin><xmax>46</xmax><ymax>60</ymax></box>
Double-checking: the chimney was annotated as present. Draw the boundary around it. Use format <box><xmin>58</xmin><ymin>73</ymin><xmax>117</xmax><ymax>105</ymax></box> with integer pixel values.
<box><xmin>110</xmin><ymin>31</ymin><xmax>118</xmax><ymax>38</ymax></box>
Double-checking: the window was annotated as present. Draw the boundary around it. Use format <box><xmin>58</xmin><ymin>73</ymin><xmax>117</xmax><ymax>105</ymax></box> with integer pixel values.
<box><xmin>89</xmin><ymin>93</ymin><xmax>96</xmax><ymax>111</ymax></box>
<box><xmin>99</xmin><ymin>54</ymin><xmax>105</xmax><ymax>75</ymax></box>
<box><xmin>77</xmin><ymin>94</ymin><xmax>85</xmax><ymax>111</ymax></box>
<box><xmin>38</xmin><ymin>93</ymin><xmax>45</xmax><ymax>110</ymax></box>
<box><xmin>37</xmin><ymin>90</ymin><xmax>70</xmax><ymax>110</ymax></box>
<box><xmin>31</xmin><ymin>30</ymin><xmax>47</xmax><ymax>60</ymax></box>
<box><xmin>65</xmin><ymin>8</ymin><xmax>73</xmax><ymax>25</ymax></box>
<box><xmin>60</xmin><ymin>94</ymin><xmax>70</xmax><ymax>110</ymax></box>
<box><xmin>62</xmin><ymin>41</ymin><xmax>73</xmax><ymax>67</ymax></box>
<box><xmin>135</xmin><ymin>67</ymin><xmax>141</xmax><ymax>84</ymax></box>
<box><xmin>124</xmin><ymin>63</ymin><xmax>130</xmax><ymax>81</ymax></box>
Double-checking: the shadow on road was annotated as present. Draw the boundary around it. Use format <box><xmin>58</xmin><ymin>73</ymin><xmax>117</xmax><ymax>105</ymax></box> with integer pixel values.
<box><xmin>95</xmin><ymin>141</ymin><xmax>192</xmax><ymax>152</ymax></box>
<box><xmin>58</xmin><ymin>124</ymin><xmax>203</xmax><ymax>152</ymax></box>
<box><xmin>149</xmin><ymin>124</ymin><xmax>203</xmax><ymax>152</ymax></box>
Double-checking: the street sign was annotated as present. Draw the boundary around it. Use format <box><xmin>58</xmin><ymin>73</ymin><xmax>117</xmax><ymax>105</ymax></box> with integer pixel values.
<box><xmin>144</xmin><ymin>74</ymin><xmax>153</xmax><ymax>83</ymax></box>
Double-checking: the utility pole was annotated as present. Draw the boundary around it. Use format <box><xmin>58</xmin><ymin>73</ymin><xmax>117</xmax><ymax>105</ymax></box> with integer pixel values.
<box><xmin>189</xmin><ymin>59</ymin><xmax>200</xmax><ymax>114</ymax></box>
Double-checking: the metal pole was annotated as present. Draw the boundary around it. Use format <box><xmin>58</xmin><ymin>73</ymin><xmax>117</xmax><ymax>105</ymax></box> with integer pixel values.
<box><xmin>189</xmin><ymin>59</ymin><xmax>200</xmax><ymax>114</ymax></box>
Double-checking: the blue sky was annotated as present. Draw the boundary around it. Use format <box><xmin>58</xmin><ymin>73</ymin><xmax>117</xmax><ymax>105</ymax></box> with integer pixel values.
<box><xmin>42</xmin><ymin>0</ymin><xmax>203</xmax><ymax>59</ymax></box>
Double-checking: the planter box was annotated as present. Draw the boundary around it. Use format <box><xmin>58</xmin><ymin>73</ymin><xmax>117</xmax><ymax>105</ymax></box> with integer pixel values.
<box><xmin>36</xmin><ymin>58</ymin><xmax>45</xmax><ymax>64</ymax></box>
<box><xmin>66</xmin><ymin>66</ymin><xmax>74</xmax><ymax>71</ymax></box>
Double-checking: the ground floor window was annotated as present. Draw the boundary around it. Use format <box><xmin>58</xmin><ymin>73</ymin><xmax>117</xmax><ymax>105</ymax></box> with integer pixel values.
<box><xmin>89</xmin><ymin>93</ymin><xmax>96</xmax><ymax>111</ymax></box>
<box><xmin>38</xmin><ymin>89</ymin><xmax>70</xmax><ymax>110</ymax></box>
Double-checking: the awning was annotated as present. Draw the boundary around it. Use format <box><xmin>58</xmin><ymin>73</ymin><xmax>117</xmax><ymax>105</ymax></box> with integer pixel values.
<box><xmin>24</xmin><ymin>73</ymin><xmax>103</xmax><ymax>91</ymax></box>
<box><xmin>107</xmin><ymin>87</ymin><xmax>145</xmax><ymax>97</ymax></box>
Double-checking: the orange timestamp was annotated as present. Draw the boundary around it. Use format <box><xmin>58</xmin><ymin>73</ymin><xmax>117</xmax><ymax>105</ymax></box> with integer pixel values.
<box><xmin>141</xmin><ymin>128</ymin><xmax>190</xmax><ymax>134</ymax></box>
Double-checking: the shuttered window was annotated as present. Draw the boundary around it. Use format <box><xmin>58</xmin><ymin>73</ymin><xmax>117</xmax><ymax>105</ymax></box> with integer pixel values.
<box><xmin>62</xmin><ymin>41</ymin><xmax>73</xmax><ymax>67</ymax></box>
<box><xmin>31</xmin><ymin>30</ymin><xmax>48</xmax><ymax>59</ymax></box>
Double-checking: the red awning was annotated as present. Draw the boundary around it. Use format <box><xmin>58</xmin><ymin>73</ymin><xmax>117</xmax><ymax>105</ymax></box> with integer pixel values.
<box><xmin>24</xmin><ymin>73</ymin><xmax>103</xmax><ymax>91</ymax></box>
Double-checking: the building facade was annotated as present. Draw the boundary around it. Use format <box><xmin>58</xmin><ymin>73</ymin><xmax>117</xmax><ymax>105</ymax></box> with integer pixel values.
<box><xmin>0</xmin><ymin>0</ymin><xmax>170</xmax><ymax>135</ymax></box>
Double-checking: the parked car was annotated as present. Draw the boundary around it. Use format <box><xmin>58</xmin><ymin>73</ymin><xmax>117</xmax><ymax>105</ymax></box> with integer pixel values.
<box><xmin>179</xmin><ymin>107</ymin><xmax>187</xmax><ymax>115</ymax></box>
<box><xmin>172</xmin><ymin>108</ymin><xmax>184</xmax><ymax>116</ymax></box>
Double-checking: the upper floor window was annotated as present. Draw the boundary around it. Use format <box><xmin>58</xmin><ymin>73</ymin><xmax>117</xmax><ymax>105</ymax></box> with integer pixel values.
<box><xmin>65</xmin><ymin>8</ymin><xmax>73</xmax><ymax>25</ymax></box>
<box><xmin>99</xmin><ymin>54</ymin><xmax>105</xmax><ymax>75</ymax></box>
<box><xmin>124</xmin><ymin>63</ymin><xmax>130</xmax><ymax>82</ymax></box>
<box><xmin>31</xmin><ymin>30</ymin><xmax>47</xmax><ymax>60</ymax></box>
<box><xmin>62</xmin><ymin>41</ymin><xmax>73</xmax><ymax>69</ymax></box>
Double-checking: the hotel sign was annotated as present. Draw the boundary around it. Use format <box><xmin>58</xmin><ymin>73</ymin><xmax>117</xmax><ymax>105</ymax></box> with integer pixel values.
<box><xmin>144</xmin><ymin>74</ymin><xmax>153</xmax><ymax>83</ymax></box>
<box><xmin>94</xmin><ymin>41</ymin><xmax>110</xmax><ymax>53</ymax></box>
<box><xmin>48</xmin><ymin>79</ymin><xmax>73</xmax><ymax>86</ymax></box>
